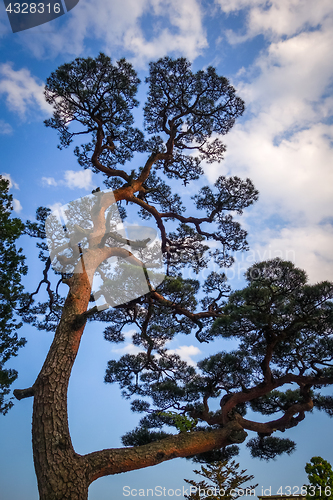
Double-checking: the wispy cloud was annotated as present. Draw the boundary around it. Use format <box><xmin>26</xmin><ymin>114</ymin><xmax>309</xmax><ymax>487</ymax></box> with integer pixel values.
<box><xmin>63</xmin><ymin>170</ymin><xmax>94</xmax><ymax>190</ymax></box>
<box><xmin>42</xmin><ymin>177</ymin><xmax>58</xmax><ymax>187</ymax></box>
<box><xmin>15</xmin><ymin>0</ymin><xmax>207</xmax><ymax>66</ymax></box>
<box><xmin>111</xmin><ymin>342</ymin><xmax>202</xmax><ymax>366</ymax></box>
<box><xmin>42</xmin><ymin>170</ymin><xmax>95</xmax><ymax>191</ymax></box>
<box><xmin>216</xmin><ymin>0</ymin><xmax>333</xmax><ymax>42</ymax></box>
<box><xmin>247</xmin><ymin>224</ymin><xmax>333</xmax><ymax>283</ymax></box>
<box><xmin>1</xmin><ymin>173</ymin><xmax>22</xmax><ymax>212</ymax></box>
<box><xmin>0</xmin><ymin>119</ymin><xmax>12</xmax><ymax>134</ymax></box>
<box><xmin>167</xmin><ymin>345</ymin><xmax>201</xmax><ymax>366</ymax></box>
<box><xmin>48</xmin><ymin>202</ymin><xmax>63</xmax><ymax>212</ymax></box>
<box><xmin>0</xmin><ymin>63</ymin><xmax>52</xmax><ymax>118</ymax></box>
<box><xmin>207</xmin><ymin>0</ymin><xmax>333</xmax><ymax>283</ymax></box>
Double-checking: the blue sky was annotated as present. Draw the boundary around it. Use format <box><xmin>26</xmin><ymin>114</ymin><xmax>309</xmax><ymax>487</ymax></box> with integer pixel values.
<box><xmin>1</xmin><ymin>0</ymin><xmax>333</xmax><ymax>498</ymax></box>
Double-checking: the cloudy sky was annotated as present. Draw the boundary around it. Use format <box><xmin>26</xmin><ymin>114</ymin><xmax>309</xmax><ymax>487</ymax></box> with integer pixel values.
<box><xmin>1</xmin><ymin>0</ymin><xmax>333</xmax><ymax>498</ymax></box>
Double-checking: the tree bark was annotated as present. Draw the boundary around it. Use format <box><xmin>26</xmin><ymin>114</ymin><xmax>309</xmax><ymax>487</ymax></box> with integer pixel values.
<box><xmin>31</xmin><ymin>270</ymin><xmax>92</xmax><ymax>500</ymax></box>
<box><xmin>85</xmin><ymin>421</ymin><xmax>247</xmax><ymax>483</ymax></box>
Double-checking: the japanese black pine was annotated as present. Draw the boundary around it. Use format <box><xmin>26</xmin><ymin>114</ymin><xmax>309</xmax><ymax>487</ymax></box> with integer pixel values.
<box><xmin>12</xmin><ymin>53</ymin><xmax>333</xmax><ymax>500</ymax></box>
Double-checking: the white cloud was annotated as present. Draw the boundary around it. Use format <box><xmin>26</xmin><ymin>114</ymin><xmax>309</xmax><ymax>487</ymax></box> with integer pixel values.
<box><xmin>250</xmin><ymin>225</ymin><xmax>333</xmax><ymax>283</ymax></box>
<box><xmin>110</xmin><ymin>329</ymin><xmax>202</xmax><ymax>365</ymax></box>
<box><xmin>205</xmin><ymin>1</ymin><xmax>333</xmax><ymax>285</ymax></box>
<box><xmin>12</xmin><ymin>198</ymin><xmax>22</xmax><ymax>213</ymax></box>
<box><xmin>0</xmin><ymin>119</ymin><xmax>12</xmax><ymax>134</ymax></box>
<box><xmin>205</xmin><ymin>28</ymin><xmax>333</xmax><ymax>228</ymax></box>
<box><xmin>111</xmin><ymin>343</ymin><xmax>202</xmax><ymax>365</ymax></box>
<box><xmin>167</xmin><ymin>345</ymin><xmax>201</xmax><ymax>366</ymax></box>
<box><xmin>42</xmin><ymin>170</ymin><xmax>95</xmax><ymax>191</ymax></box>
<box><xmin>1</xmin><ymin>172</ymin><xmax>19</xmax><ymax>189</ymax></box>
<box><xmin>42</xmin><ymin>177</ymin><xmax>58</xmax><ymax>187</ymax></box>
<box><xmin>63</xmin><ymin>170</ymin><xmax>94</xmax><ymax>190</ymax></box>
<box><xmin>237</xmin><ymin>29</ymin><xmax>333</xmax><ymax>125</ymax></box>
<box><xmin>216</xmin><ymin>0</ymin><xmax>333</xmax><ymax>42</ymax></box>
<box><xmin>48</xmin><ymin>202</ymin><xmax>63</xmax><ymax>212</ymax></box>
<box><xmin>16</xmin><ymin>0</ymin><xmax>207</xmax><ymax>65</ymax></box>
<box><xmin>212</xmin><ymin>122</ymin><xmax>333</xmax><ymax>226</ymax></box>
<box><xmin>111</xmin><ymin>330</ymin><xmax>143</xmax><ymax>356</ymax></box>
<box><xmin>112</xmin><ymin>343</ymin><xmax>143</xmax><ymax>355</ymax></box>
<box><xmin>0</xmin><ymin>63</ymin><xmax>52</xmax><ymax>118</ymax></box>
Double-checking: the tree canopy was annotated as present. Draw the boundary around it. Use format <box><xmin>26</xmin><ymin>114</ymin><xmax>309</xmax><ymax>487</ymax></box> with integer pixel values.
<box><xmin>11</xmin><ymin>53</ymin><xmax>333</xmax><ymax>500</ymax></box>
<box><xmin>305</xmin><ymin>457</ymin><xmax>333</xmax><ymax>500</ymax></box>
<box><xmin>0</xmin><ymin>176</ymin><xmax>26</xmax><ymax>415</ymax></box>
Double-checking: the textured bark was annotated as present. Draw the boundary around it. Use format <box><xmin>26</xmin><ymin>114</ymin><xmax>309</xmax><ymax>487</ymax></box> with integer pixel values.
<box><xmin>31</xmin><ymin>270</ymin><xmax>92</xmax><ymax>500</ymax></box>
<box><xmin>85</xmin><ymin>421</ymin><xmax>247</xmax><ymax>483</ymax></box>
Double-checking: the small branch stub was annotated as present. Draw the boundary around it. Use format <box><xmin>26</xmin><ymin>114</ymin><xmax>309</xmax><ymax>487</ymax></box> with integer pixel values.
<box><xmin>13</xmin><ymin>387</ymin><xmax>35</xmax><ymax>400</ymax></box>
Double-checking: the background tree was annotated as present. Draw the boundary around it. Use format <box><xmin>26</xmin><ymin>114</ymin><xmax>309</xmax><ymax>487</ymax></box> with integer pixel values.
<box><xmin>305</xmin><ymin>457</ymin><xmax>333</xmax><ymax>500</ymax></box>
<box><xmin>13</xmin><ymin>54</ymin><xmax>333</xmax><ymax>500</ymax></box>
<box><xmin>183</xmin><ymin>460</ymin><xmax>257</xmax><ymax>500</ymax></box>
<box><xmin>0</xmin><ymin>176</ymin><xmax>27</xmax><ymax>415</ymax></box>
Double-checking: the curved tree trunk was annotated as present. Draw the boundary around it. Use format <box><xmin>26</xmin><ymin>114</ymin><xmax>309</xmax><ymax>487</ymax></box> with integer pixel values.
<box><xmin>31</xmin><ymin>271</ymin><xmax>92</xmax><ymax>500</ymax></box>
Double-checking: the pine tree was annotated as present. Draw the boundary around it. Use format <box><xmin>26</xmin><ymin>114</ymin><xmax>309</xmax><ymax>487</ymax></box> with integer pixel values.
<box><xmin>0</xmin><ymin>176</ymin><xmax>27</xmax><ymax>414</ymax></box>
<box><xmin>183</xmin><ymin>460</ymin><xmax>257</xmax><ymax>500</ymax></box>
<box><xmin>12</xmin><ymin>54</ymin><xmax>333</xmax><ymax>500</ymax></box>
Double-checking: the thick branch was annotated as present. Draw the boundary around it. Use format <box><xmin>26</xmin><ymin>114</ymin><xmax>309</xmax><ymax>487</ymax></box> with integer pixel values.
<box><xmin>150</xmin><ymin>290</ymin><xmax>222</xmax><ymax>322</ymax></box>
<box><xmin>137</xmin><ymin>152</ymin><xmax>172</xmax><ymax>184</ymax></box>
<box><xmin>91</xmin><ymin>120</ymin><xmax>130</xmax><ymax>182</ymax></box>
<box><xmin>85</xmin><ymin>421</ymin><xmax>247</xmax><ymax>483</ymax></box>
<box><xmin>235</xmin><ymin>397</ymin><xmax>313</xmax><ymax>434</ymax></box>
<box><xmin>220</xmin><ymin>373</ymin><xmax>333</xmax><ymax>425</ymax></box>
<box><xmin>128</xmin><ymin>196</ymin><xmax>168</xmax><ymax>251</ymax></box>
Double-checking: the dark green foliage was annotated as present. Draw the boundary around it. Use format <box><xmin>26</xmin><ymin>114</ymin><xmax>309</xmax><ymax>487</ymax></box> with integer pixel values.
<box><xmin>212</xmin><ymin>258</ymin><xmax>333</xmax><ymax>378</ymax></box>
<box><xmin>312</xmin><ymin>395</ymin><xmax>333</xmax><ymax>417</ymax></box>
<box><xmin>304</xmin><ymin>457</ymin><xmax>333</xmax><ymax>500</ymax></box>
<box><xmin>158</xmin><ymin>411</ymin><xmax>197</xmax><ymax>432</ymax></box>
<box><xmin>25</xmin><ymin>55</ymin><xmax>333</xmax><ymax>466</ymax></box>
<box><xmin>0</xmin><ymin>176</ymin><xmax>27</xmax><ymax>414</ymax></box>
<box><xmin>43</xmin><ymin>53</ymin><xmax>257</xmax><ymax>273</ymax></box>
<box><xmin>121</xmin><ymin>427</ymin><xmax>170</xmax><ymax>447</ymax></box>
<box><xmin>250</xmin><ymin>389</ymin><xmax>306</xmax><ymax>415</ymax></box>
<box><xmin>188</xmin><ymin>445</ymin><xmax>240</xmax><ymax>464</ymax></box>
<box><xmin>107</xmin><ymin>259</ymin><xmax>333</xmax><ymax>461</ymax></box>
<box><xmin>198</xmin><ymin>351</ymin><xmax>258</xmax><ymax>393</ymax></box>
<box><xmin>144</xmin><ymin>57</ymin><xmax>244</xmax><ymax>165</ymax></box>
<box><xmin>246</xmin><ymin>436</ymin><xmax>295</xmax><ymax>460</ymax></box>
<box><xmin>44</xmin><ymin>53</ymin><xmax>145</xmax><ymax>165</ymax></box>
<box><xmin>183</xmin><ymin>460</ymin><xmax>257</xmax><ymax>500</ymax></box>
<box><xmin>21</xmin><ymin>206</ymin><xmax>67</xmax><ymax>332</ymax></box>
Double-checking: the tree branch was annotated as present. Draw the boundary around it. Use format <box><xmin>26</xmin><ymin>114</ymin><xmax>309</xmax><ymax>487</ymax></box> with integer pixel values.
<box><xmin>84</xmin><ymin>421</ymin><xmax>247</xmax><ymax>483</ymax></box>
<box><xmin>91</xmin><ymin>120</ymin><xmax>130</xmax><ymax>182</ymax></box>
<box><xmin>235</xmin><ymin>397</ymin><xmax>313</xmax><ymax>434</ymax></box>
